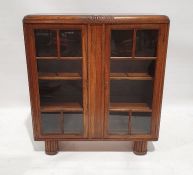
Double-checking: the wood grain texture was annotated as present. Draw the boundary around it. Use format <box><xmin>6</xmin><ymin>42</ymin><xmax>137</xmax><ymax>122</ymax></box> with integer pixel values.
<box><xmin>23</xmin><ymin>15</ymin><xmax>170</xmax><ymax>155</ymax></box>
<box><xmin>40</xmin><ymin>102</ymin><xmax>82</xmax><ymax>112</ymax></box>
<box><xmin>109</xmin><ymin>103</ymin><xmax>152</xmax><ymax>112</ymax></box>
<box><xmin>110</xmin><ymin>73</ymin><xmax>153</xmax><ymax>80</ymax></box>
<box><xmin>23</xmin><ymin>24</ymin><xmax>42</xmax><ymax>140</ymax></box>
<box><xmin>151</xmin><ymin>23</ymin><xmax>170</xmax><ymax>139</ymax></box>
<box><xmin>23</xmin><ymin>15</ymin><xmax>169</xmax><ymax>24</ymax></box>
<box><xmin>88</xmin><ymin>25</ymin><xmax>105</xmax><ymax>138</ymax></box>
<box><xmin>133</xmin><ymin>141</ymin><xmax>147</xmax><ymax>155</ymax></box>
<box><xmin>81</xmin><ymin>25</ymin><xmax>89</xmax><ymax>138</ymax></box>
<box><xmin>38</xmin><ymin>72</ymin><xmax>82</xmax><ymax>80</ymax></box>
<box><xmin>45</xmin><ymin>140</ymin><xmax>59</xmax><ymax>155</ymax></box>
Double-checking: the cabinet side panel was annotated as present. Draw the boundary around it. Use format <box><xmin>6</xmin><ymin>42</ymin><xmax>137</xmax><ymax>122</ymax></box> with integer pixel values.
<box><xmin>23</xmin><ymin>24</ymin><xmax>41</xmax><ymax>139</ymax></box>
<box><xmin>151</xmin><ymin>23</ymin><xmax>170</xmax><ymax>138</ymax></box>
<box><xmin>88</xmin><ymin>25</ymin><xmax>105</xmax><ymax>138</ymax></box>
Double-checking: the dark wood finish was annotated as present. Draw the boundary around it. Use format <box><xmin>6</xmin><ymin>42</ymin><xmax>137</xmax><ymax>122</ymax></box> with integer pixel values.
<box><xmin>23</xmin><ymin>14</ymin><xmax>169</xmax><ymax>155</ymax></box>
<box><xmin>45</xmin><ymin>140</ymin><xmax>59</xmax><ymax>155</ymax></box>
<box><xmin>133</xmin><ymin>141</ymin><xmax>147</xmax><ymax>155</ymax></box>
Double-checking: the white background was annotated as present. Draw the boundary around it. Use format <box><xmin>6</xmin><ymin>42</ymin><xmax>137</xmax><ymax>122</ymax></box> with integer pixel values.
<box><xmin>0</xmin><ymin>0</ymin><xmax>193</xmax><ymax>175</ymax></box>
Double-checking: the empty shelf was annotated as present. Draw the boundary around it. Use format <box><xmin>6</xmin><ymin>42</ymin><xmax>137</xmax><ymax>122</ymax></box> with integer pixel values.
<box><xmin>40</xmin><ymin>102</ymin><xmax>83</xmax><ymax>112</ymax></box>
<box><xmin>109</xmin><ymin>103</ymin><xmax>152</xmax><ymax>112</ymax></box>
<box><xmin>38</xmin><ymin>73</ymin><xmax>82</xmax><ymax>80</ymax></box>
<box><xmin>110</xmin><ymin>73</ymin><xmax>153</xmax><ymax>80</ymax></box>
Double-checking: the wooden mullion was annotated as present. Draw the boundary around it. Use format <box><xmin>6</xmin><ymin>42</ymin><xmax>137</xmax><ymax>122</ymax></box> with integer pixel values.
<box><xmin>128</xmin><ymin>111</ymin><xmax>132</xmax><ymax>135</ymax></box>
<box><xmin>56</xmin><ymin>30</ymin><xmax>61</xmax><ymax>58</ymax></box>
<box><xmin>60</xmin><ymin>112</ymin><xmax>64</xmax><ymax>134</ymax></box>
<box><xmin>132</xmin><ymin>29</ymin><xmax>136</xmax><ymax>58</ymax></box>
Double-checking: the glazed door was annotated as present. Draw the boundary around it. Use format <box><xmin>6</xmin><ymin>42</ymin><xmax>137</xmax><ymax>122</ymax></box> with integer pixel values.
<box><xmin>30</xmin><ymin>25</ymin><xmax>88</xmax><ymax>139</ymax></box>
<box><xmin>104</xmin><ymin>24</ymin><xmax>162</xmax><ymax>139</ymax></box>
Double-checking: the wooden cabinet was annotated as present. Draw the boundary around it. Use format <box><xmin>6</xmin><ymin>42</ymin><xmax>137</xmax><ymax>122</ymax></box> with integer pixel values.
<box><xmin>23</xmin><ymin>15</ymin><xmax>169</xmax><ymax>155</ymax></box>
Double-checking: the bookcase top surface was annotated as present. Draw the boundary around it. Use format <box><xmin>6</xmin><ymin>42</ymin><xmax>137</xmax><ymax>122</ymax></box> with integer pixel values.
<box><xmin>23</xmin><ymin>14</ymin><xmax>169</xmax><ymax>24</ymax></box>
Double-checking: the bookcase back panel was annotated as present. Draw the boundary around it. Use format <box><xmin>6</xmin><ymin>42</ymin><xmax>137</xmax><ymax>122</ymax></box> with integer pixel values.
<box><xmin>41</xmin><ymin>112</ymin><xmax>84</xmax><ymax>135</ymax></box>
<box><xmin>35</xmin><ymin>30</ymin><xmax>57</xmax><ymax>57</ymax></box>
<box><xmin>108</xmin><ymin>112</ymin><xmax>151</xmax><ymax>135</ymax></box>
<box><xmin>37</xmin><ymin>60</ymin><xmax>82</xmax><ymax>74</ymax></box>
<box><xmin>111</xmin><ymin>30</ymin><xmax>133</xmax><ymax>57</ymax></box>
<box><xmin>60</xmin><ymin>30</ymin><xmax>82</xmax><ymax>57</ymax></box>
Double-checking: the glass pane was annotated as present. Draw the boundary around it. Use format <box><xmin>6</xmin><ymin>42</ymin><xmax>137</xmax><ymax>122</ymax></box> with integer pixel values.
<box><xmin>111</xmin><ymin>60</ymin><xmax>155</xmax><ymax>76</ymax></box>
<box><xmin>63</xmin><ymin>112</ymin><xmax>83</xmax><ymax>134</ymax></box>
<box><xmin>39</xmin><ymin>80</ymin><xmax>82</xmax><ymax>105</ymax></box>
<box><xmin>35</xmin><ymin>30</ymin><xmax>57</xmax><ymax>57</ymax></box>
<box><xmin>136</xmin><ymin>30</ymin><xmax>158</xmax><ymax>57</ymax></box>
<box><xmin>60</xmin><ymin>30</ymin><xmax>82</xmax><ymax>57</ymax></box>
<box><xmin>111</xmin><ymin>30</ymin><xmax>133</xmax><ymax>57</ymax></box>
<box><xmin>110</xmin><ymin>80</ymin><xmax>153</xmax><ymax>105</ymax></box>
<box><xmin>41</xmin><ymin>112</ymin><xmax>61</xmax><ymax>134</ymax></box>
<box><xmin>109</xmin><ymin>112</ymin><xmax>128</xmax><ymax>134</ymax></box>
<box><xmin>37</xmin><ymin>60</ymin><xmax>82</xmax><ymax>74</ymax></box>
<box><xmin>131</xmin><ymin>112</ymin><xmax>151</xmax><ymax>134</ymax></box>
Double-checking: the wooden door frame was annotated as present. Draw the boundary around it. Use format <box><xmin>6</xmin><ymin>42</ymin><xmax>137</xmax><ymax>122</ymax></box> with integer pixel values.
<box><xmin>103</xmin><ymin>23</ymin><xmax>169</xmax><ymax>140</ymax></box>
<box><xmin>23</xmin><ymin>23</ymin><xmax>89</xmax><ymax>140</ymax></box>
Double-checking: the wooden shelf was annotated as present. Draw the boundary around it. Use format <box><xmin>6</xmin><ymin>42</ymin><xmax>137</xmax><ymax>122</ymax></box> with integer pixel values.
<box><xmin>109</xmin><ymin>103</ymin><xmax>152</xmax><ymax>112</ymax></box>
<box><xmin>38</xmin><ymin>72</ymin><xmax>82</xmax><ymax>80</ymax></box>
<box><xmin>110</xmin><ymin>57</ymin><xmax>156</xmax><ymax>60</ymax></box>
<box><xmin>40</xmin><ymin>102</ymin><xmax>83</xmax><ymax>112</ymax></box>
<box><xmin>110</xmin><ymin>73</ymin><xmax>153</xmax><ymax>80</ymax></box>
<box><xmin>36</xmin><ymin>57</ymin><xmax>82</xmax><ymax>60</ymax></box>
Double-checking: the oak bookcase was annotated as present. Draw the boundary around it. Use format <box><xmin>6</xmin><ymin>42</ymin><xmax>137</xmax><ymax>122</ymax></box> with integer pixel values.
<box><xmin>23</xmin><ymin>14</ymin><xmax>169</xmax><ymax>155</ymax></box>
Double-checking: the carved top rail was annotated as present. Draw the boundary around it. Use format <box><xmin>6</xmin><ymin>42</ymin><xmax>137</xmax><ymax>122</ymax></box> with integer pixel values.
<box><xmin>23</xmin><ymin>14</ymin><xmax>169</xmax><ymax>24</ymax></box>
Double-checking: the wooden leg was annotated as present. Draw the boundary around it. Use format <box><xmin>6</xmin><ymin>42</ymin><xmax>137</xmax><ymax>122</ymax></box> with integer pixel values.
<box><xmin>45</xmin><ymin>140</ymin><xmax>59</xmax><ymax>155</ymax></box>
<box><xmin>133</xmin><ymin>141</ymin><xmax>147</xmax><ymax>155</ymax></box>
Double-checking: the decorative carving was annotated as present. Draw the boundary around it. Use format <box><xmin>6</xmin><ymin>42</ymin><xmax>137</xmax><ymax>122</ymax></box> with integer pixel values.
<box><xmin>23</xmin><ymin>15</ymin><xmax>170</xmax><ymax>24</ymax></box>
<box><xmin>87</xmin><ymin>15</ymin><xmax>115</xmax><ymax>23</ymax></box>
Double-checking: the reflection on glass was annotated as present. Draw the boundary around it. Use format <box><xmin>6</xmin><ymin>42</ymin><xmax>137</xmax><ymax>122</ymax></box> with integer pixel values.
<box><xmin>131</xmin><ymin>112</ymin><xmax>151</xmax><ymax>134</ymax></box>
<box><xmin>111</xmin><ymin>30</ymin><xmax>133</xmax><ymax>57</ymax></box>
<box><xmin>37</xmin><ymin>60</ymin><xmax>82</xmax><ymax>74</ymax></box>
<box><xmin>110</xmin><ymin>80</ymin><xmax>153</xmax><ymax>105</ymax></box>
<box><xmin>63</xmin><ymin>112</ymin><xmax>83</xmax><ymax>134</ymax></box>
<box><xmin>41</xmin><ymin>112</ymin><xmax>61</xmax><ymax>134</ymax></box>
<box><xmin>39</xmin><ymin>80</ymin><xmax>82</xmax><ymax>105</ymax></box>
<box><xmin>60</xmin><ymin>30</ymin><xmax>82</xmax><ymax>57</ymax></box>
<box><xmin>35</xmin><ymin>30</ymin><xmax>57</xmax><ymax>57</ymax></box>
<box><xmin>109</xmin><ymin>112</ymin><xmax>128</xmax><ymax>134</ymax></box>
<box><xmin>136</xmin><ymin>30</ymin><xmax>158</xmax><ymax>57</ymax></box>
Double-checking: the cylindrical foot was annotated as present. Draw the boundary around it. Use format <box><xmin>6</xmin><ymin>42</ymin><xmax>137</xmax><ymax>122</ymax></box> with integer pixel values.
<box><xmin>45</xmin><ymin>140</ymin><xmax>59</xmax><ymax>155</ymax></box>
<box><xmin>133</xmin><ymin>141</ymin><xmax>147</xmax><ymax>155</ymax></box>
